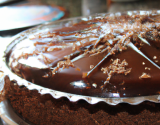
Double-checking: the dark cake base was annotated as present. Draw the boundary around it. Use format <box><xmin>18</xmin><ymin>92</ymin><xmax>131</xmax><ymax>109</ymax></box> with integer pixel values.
<box><xmin>2</xmin><ymin>76</ymin><xmax>160</xmax><ymax>125</ymax></box>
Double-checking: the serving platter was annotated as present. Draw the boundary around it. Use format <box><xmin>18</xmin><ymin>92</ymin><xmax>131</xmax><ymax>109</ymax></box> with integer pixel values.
<box><xmin>0</xmin><ymin>5</ymin><xmax>65</xmax><ymax>31</ymax></box>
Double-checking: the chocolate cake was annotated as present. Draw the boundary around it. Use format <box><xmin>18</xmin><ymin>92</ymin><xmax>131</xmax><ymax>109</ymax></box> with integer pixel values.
<box><xmin>7</xmin><ymin>10</ymin><xmax>160</xmax><ymax>97</ymax></box>
<box><xmin>2</xmin><ymin>10</ymin><xmax>160</xmax><ymax>124</ymax></box>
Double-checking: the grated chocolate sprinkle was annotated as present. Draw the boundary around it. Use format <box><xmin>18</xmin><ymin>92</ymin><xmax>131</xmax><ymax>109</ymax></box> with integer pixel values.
<box><xmin>153</xmin><ymin>56</ymin><xmax>157</xmax><ymax>59</ymax></box>
<box><xmin>101</xmin><ymin>59</ymin><xmax>131</xmax><ymax>85</ymax></box>
<box><xmin>90</xmin><ymin>65</ymin><xmax>94</xmax><ymax>69</ymax></box>
<box><xmin>52</xmin><ymin>58</ymin><xmax>75</xmax><ymax>75</ymax></box>
<box><xmin>139</xmin><ymin>72</ymin><xmax>151</xmax><ymax>79</ymax></box>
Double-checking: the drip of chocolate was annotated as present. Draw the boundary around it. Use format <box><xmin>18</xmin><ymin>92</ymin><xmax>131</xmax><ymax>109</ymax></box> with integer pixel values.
<box><xmin>7</xmin><ymin>12</ymin><xmax>160</xmax><ymax>97</ymax></box>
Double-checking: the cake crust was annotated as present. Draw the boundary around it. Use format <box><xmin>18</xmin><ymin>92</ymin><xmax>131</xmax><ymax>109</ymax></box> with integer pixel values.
<box><xmin>3</xmin><ymin>76</ymin><xmax>160</xmax><ymax>125</ymax></box>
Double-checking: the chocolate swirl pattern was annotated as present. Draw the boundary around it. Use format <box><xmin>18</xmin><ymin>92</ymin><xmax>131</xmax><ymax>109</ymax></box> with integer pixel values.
<box><xmin>8</xmin><ymin>11</ymin><xmax>160</xmax><ymax>97</ymax></box>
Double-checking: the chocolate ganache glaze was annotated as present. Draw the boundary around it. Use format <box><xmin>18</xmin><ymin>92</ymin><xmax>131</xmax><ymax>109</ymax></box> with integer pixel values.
<box><xmin>7</xmin><ymin>12</ymin><xmax>160</xmax><ymax>97</ymax></box>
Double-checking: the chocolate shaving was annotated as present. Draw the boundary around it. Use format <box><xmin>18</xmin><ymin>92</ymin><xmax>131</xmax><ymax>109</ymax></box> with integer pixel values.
<box><xmin>101</xmin><ymin>59</ymin><xmax>131</xmax><ymax>85</ymax></box>
<box><xmin>52</xmin><ymin>58</ymin><xmax>75</xmax><ymax>75</ymax></box>
<box><xmin>47</xmin><ymin>47</ymin><xmax>62</xmax><ymax>52</ymax></box>
<box><xmin>41</xmin><ymin>54</ymin><xmax>53</xmax><ymax>65</ymax></box>
<box><xmin>90</xmin><ymin>65</ymin><xmax>94</xmax><ymax>69</ymax></box>
<box><xmin>139</xmin><ymin>72</ymin><xmax>151</xmax><ymax>79</ymax></box>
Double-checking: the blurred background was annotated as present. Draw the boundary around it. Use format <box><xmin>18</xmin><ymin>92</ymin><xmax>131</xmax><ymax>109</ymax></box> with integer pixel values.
<box><xmin>1</xmin><ymin>0</ymin><xmax>160</xmax><ymax>124</ymax></box>
<box><xmin>0</xmin><ymin>0</ymin><xmax>160</xmax><ymax>34</ymax></box>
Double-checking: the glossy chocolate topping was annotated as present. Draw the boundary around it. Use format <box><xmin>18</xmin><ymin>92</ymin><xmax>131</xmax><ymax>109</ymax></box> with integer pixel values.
<box><xmin>8</xmin><ymin>11</ymin><xmax>160</xmax><ymax>97</ymax></box>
